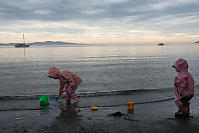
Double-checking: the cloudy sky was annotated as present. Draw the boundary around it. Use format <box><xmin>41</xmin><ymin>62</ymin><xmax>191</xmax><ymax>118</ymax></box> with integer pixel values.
<box><xmin>0</xmin><ymin>0</ymin><xmax>199</xmax><ymax>44</ymax></box>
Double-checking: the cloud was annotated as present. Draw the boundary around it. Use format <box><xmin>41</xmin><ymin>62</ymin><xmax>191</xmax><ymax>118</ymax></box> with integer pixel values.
<box><xmin>34</xmin><ymin>10</ymin><xmax>51</xmax><ymax>15</ymax></box>
<box><xmin>0</xmin><ymin>0</ymin><xmax>199</xmax><ymax>43</ymax></box>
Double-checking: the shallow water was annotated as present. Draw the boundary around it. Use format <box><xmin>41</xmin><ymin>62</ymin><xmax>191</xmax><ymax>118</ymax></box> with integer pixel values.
<box><xmin>0</xmin><ymin>43</ymin><xmax>199</xmax><ymax>96</ymax></box>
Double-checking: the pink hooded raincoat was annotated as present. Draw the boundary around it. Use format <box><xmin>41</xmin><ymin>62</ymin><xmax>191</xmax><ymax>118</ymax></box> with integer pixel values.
<box><xmin>48</xmin><ymin>67</ymin><xmax>82</xmax><ymax>96</ymax></box>
<box><xmin>173</xmin><ymin>58</ymin><xmax>194</xmax><ymax>107</ymax></box>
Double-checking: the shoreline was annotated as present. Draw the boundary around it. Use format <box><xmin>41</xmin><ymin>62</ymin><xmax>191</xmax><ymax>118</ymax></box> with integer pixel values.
<box><xmin>0</xmin><ymin>87</ymin><xmax>174</xmax><ymax>100</ymax></box>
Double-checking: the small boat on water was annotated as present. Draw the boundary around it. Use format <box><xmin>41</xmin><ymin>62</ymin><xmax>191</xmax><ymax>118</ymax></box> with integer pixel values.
<box><xmin>15</xmin><ymin>34</ymin><xmax>30</xmax><ymax>48</ymax></box>
<box><xmin>195</xmin><ymin>41</ymin><xmax>199</xmax><ymax>43</ymax></box>
<box><xmin>15</xmin><ymin>43</ymin><xmax>30</xmax><ymax>47</ymax></box>
<box><xmin>157</xmin><ymin>43</ymin><xmax>164</xmax><ymax>46</ymax></box>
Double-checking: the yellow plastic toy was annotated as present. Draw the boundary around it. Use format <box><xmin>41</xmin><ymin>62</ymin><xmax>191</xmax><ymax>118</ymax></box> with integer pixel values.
<box><xmin>127</xmin><ymin>102</ymin><xmax>135</xmax><ymax>110</ymax></box>
<box><xmin>127</xmin><ymin>102</ymin><xmax>135</xmax><ymax>114</ymax></box>
<box><xmin>91</xmin><ymin>106</ymin><xmax>98</xmax><ymax>111</ymax></box>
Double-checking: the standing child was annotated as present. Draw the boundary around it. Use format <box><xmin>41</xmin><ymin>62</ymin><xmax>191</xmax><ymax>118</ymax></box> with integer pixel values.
<box><xmin>172</xmin><ymin>58</ymin><xmax>194</xmax><ymax>117</ymax></box>
<box><xmin>48</xmin><ymin>67</ymin><xmax>82</xmax><ymax>103</ymax></box>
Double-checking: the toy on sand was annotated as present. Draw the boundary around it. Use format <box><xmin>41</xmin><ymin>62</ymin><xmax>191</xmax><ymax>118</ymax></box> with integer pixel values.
<box><xmin>52</xmin><ymin>96</ymin><xmax>58</xmax><ymax>101</ymax></box>
<box><xmin>91</xmin><ymin>106</ymin><xmax>98</xmax><ymax>111</ymax></box>
<box><xmin>40</xmin><ymin>95</ymin><xmax>49</xmax><ymax>106</ymax></box>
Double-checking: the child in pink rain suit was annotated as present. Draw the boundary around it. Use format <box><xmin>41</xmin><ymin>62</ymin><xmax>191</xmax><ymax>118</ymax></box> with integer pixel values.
<box><xmin>48</xmin><ymin>67</ymin><xmax>82</xmax><ymax>103</ymax></box>
<box><xmin>172</xmin><ymin>58</ymin><xmax>194</xmax><ymax>117</ymax></box>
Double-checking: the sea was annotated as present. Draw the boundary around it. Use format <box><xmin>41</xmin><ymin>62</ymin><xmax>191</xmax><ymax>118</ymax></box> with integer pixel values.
<box><xmin>0</xmin><ymin>43</ymin><xmax>199</xmax><ymax>98</ymax></box>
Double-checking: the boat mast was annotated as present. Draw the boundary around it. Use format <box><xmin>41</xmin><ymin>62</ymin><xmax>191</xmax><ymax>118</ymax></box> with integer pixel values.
<box><xmin>23</xmin><ymin>34</ymin><xmax>25</xmax><ymax>44</ymax></box>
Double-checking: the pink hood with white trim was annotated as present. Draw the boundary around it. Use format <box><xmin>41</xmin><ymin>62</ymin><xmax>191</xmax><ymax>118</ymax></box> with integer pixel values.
<box><xmin>48</xmin><ymin>67</ymin><xmax>60</xmax><ymax>79</ymax></box>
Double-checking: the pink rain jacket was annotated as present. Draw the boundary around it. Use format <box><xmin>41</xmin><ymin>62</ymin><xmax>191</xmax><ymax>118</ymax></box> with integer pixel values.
<box><xmin>173</xmin><ymin>58</ymin><xmax>194</xmax><ymax>107</ymax></box>
<box><xmin>48</xmin><ymin>67</ymin><xmax>83</xmax><ymax>95</ymax></box>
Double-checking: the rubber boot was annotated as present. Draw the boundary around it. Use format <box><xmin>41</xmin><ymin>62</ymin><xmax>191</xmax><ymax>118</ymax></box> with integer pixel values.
<box><xmin>175</xmin><ymin>106</ymin><xmax>189</xmax><ymax>118</ymax></box>
<box><xmin>187</xmin><ymin>102</ymin><xmax>190</xmax><ymax>113</ymax></box>
<box><xmin>66</xmin><ymin>94</ymin><xmax>71</xmax><ymax>104</ymax></box>
<box><xmin>73</xmin><ymin>95</ymin><xmax>78</xmax><ymax>103</ymax></box>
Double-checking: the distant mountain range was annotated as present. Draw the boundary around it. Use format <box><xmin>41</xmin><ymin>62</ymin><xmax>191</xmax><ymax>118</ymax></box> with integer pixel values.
<box><xmin>0</xmin><ymin>41</ymin><xmax>85</xmax><ymax>46</ymax></box>
<box><xmin>195</xmin><ymin>41</ymin><xmax>199</xmax><ymax>43</ymax></box>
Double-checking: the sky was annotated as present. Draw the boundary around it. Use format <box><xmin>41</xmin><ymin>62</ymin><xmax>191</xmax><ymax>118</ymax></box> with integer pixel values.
<box><xmin>0</xmin><ymin>0</ymin><xmax>199</xmax><ymax>44</ymax></box>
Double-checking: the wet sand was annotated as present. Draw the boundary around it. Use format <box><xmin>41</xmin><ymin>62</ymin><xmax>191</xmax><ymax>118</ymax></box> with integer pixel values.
<box><xmin>0</xmin><ymin>90</ymin><xmax>199</xmax><ymax>133</ymax></box>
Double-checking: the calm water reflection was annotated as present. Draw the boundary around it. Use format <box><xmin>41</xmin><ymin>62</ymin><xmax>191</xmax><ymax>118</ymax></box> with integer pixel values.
<box><xmin>0</xmin><ymin>44</ymin><xmax>199</xmax><ymax>96</ymax></box>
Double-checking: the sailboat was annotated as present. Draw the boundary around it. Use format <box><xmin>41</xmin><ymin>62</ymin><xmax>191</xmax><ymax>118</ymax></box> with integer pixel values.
<box><xmin>15</xmin><ymin>34</ymin><xmax>30</xmax><ymax>47</ymax></box>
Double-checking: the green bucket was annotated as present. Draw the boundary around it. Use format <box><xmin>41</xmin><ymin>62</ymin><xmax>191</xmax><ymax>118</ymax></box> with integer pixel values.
<box><xmin>40</xmin><ymin>95</ymin><xmax>49</xmax><ymax>106</ymax></box>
